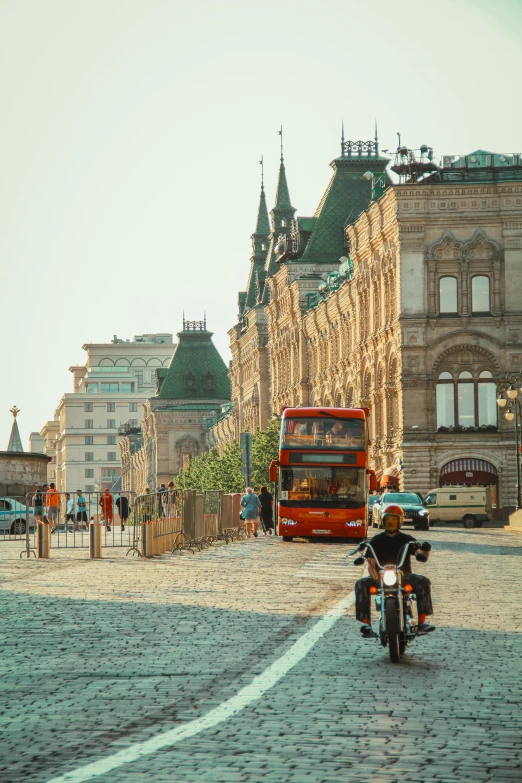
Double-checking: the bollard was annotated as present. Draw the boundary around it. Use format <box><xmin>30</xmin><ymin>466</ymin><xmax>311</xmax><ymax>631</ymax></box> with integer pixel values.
<box><xmin>37</xmin><ymin>522</ymin><xmax>50</xmax><ymax>559</ymax></box>
<box><xmin>89</xmin><ymin>523</ymin><xmax>103</xmax><ymax>559</ymax></box>
<box><xmin>142</xmin><ymin>522</ymin><xmax>154</xmax><ymax>558</ymax></box>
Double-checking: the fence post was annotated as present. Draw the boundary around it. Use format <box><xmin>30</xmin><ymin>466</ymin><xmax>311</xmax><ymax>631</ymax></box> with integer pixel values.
<box><xmin>89</xmin><ymin>523</ymin><xmax>103</xmax><ymax>559</ymax></box>
<box><xmin>183</xmin><ymin>490</ymin><xmax>196</xmax><ymax>540</ymax></box>
<box><xmin>195</xmin><ymin>494</ymin><xmax>204</xmax><ymax>538</ymax></box>
<box><xmin>217</xmin><ymin>490</ymin><xmax>224</xmax><ymax>533</ymax></box>
<box><xmin>37</xmin><ymin>523</ymin><xmax>50</xmax><ymax>559</ymax></box>
<box><xmin>142</xmin><ymin>522</ymin><xmax>154</xmax><ymax>557</ymax></box>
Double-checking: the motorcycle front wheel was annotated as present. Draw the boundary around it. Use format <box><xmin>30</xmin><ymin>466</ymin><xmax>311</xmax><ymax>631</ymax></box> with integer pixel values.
<box><xmin>385</xmin><ymin>597</ymin><xmax>401</xmax><ymax>663</ymax></box>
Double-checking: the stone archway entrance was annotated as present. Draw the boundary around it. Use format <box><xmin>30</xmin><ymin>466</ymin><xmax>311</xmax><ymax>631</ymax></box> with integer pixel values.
<box><xmin>440</xmin><ymin>458</ymin><xmax>498</xmax><ymax>511</ymax></box>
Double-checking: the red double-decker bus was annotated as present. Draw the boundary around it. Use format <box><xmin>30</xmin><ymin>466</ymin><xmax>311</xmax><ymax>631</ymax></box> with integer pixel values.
<box><xmin>270</xmin><ymin>407</ymin><xmax>376</xmax><ymax>541</ymax></box>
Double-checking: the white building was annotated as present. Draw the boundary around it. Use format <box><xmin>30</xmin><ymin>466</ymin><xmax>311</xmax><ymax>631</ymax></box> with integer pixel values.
<box><xmin>43</xmin><ymin>334</ymin><xmax>175</xmax><ymax>492</ymax></box>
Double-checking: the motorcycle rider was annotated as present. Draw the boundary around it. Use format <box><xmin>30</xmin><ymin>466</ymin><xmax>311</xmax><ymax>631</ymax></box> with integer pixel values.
<box><xmin>355</xmin><ymin>504</ymin><xmax>436</xmax><ymax>637</ymax></box>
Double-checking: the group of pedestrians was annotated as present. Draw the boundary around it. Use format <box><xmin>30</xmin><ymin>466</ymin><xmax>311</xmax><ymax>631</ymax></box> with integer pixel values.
<box><xmin>32</xmin><ymin>486</ymin><xmax>130</xmax><ymax>533</ymax></box>
<box><xmin>240</xmin><ymin>486</ymin><xmax>274</xmax><ymax>538</ymax></box>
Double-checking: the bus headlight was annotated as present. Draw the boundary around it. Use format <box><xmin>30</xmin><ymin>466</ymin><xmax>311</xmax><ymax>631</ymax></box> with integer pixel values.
<box><xmin>280</xmin><ymin>518</ymin><xmax>297</xmax><ymax>526</ymax></box>
<box><xmin>382</xmin><ymin>569</ymin><xmax>397</xmax><ymax>586</ymax></box>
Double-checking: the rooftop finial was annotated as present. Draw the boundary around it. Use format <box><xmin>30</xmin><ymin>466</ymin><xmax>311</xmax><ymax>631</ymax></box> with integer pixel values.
<box><xmin>259</xmin><ymin>155</ymin><xmax>264</xmax><ymax>190</ymax></box>
<box><xmin>278</xmin><ymin>125</ymin><xmax>284</xmax><ymax>162</ymax></box>
<box><xmin>10</xmin><ymin>406</ymin><xmax>20</xmax><ymax>419</ymax></box>
<box><xmin>341</xmin><ymin>119</ymin><xmax>345</xmax><ymax>156</ymax></box>
<box><xmin>375</xmin><ymin>119</ymin><xmax>379</xmax><ymax>155</ymax></box>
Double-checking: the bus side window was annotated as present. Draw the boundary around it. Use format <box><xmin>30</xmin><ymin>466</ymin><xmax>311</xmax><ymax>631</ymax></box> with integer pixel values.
<box><xmin>449</xmin><ymin>494</ymin><xmax>457</xmax><ymax>500</ymax></box>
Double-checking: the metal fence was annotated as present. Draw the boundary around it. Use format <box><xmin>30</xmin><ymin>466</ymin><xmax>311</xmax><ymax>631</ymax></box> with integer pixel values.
<box><xmin>7</xmin><ymin>488</ymin><xmax>245</xmax><ymax>559</ymax></box>
<box><xmin>22</xmin><ymin>491</ymin><xmax>138</xmax><ymax>555</ymax></box>
<box><xmin>0</xmin><ymin>496</ymin><xmax>34</xmax><ymax>544</ymax></box>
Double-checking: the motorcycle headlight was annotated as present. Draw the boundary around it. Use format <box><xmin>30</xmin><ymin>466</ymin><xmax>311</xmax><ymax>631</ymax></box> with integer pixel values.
<box><xmin>280</xmin><ymin>518</ymin><xmax>297</xmax><ymax>526</ymax></box>
<box><xmin>382</xmin><ymin>569</ymin><xmax>397</xmax><ymax>586</ymax></box>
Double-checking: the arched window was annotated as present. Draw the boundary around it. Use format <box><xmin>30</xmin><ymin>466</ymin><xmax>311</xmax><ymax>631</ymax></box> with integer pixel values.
<box><xmin>436</xmin><ymin>372</ymin><xmax>455</xmax><ymax>428</ymax></box>
<box><xmin>281</xmin><ymin>219</ymin><xmax>287</xmax><ymax>228</ymax></box>
<box><xmin>457</xmin><ymin>371</ymin><xmax>474</xmax><ymax>427</ymax></box>
<box><xmin>472</xmin><ymin>276</ymin><xmax>490</xmax><ymax>313</ymax></box>
<box><xmin>478</xmin><ymin>370</ymin><xmax>496</xmax><ymax>425</ymax></box>
<box><xmin>436</xmin><ymin>370</ymin><xmax>497</xmax><ymax>430</ymax></box>
<box><xmin>439</xmin><ymin>277</ymin><xmax>458</xmax><ymax>314</ymax></box>
<box><xmin>203</xmin><ymin>372</ymin><xmax>215</xmax><ymax>391</ymax></box>
<box><xmin>183</xmin><ymin>372</ymin><xmax>196</xmax><ymax>393</ymax></box>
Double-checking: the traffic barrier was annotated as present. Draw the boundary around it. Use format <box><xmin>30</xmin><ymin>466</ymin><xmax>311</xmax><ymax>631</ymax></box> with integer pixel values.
<box><xmin>25</xmin><ymin>490</ymin><xmax>138</xmax><ymax>555</ymax></box>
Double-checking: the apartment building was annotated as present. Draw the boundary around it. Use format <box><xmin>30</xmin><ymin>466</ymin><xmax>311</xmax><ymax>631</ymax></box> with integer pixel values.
<box><xmin>44</xmin><ymin>334</ymin><xmax>175</xmax><ymax>492</ymax></box>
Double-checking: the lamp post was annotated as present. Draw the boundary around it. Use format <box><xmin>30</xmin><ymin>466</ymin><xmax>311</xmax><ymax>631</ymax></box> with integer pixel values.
<box><xmin>497</xmin><ymin>371</ymin><xmax>522</xmax><ymax>509</ymax></box>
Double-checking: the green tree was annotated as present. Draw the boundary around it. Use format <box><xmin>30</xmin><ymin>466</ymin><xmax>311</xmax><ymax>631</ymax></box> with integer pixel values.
<box><xmin>175</xmin><ymin>443</ymin><xmax>243</xmax><ymax>493</ymax></box>
<box><xmin>251</xmin><ymin>416</ymin><xmax>281</xmax><ymax>491</ymax></box>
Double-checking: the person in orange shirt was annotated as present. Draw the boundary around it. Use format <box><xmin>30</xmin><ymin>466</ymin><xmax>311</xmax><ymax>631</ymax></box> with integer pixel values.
<box><xmin>45</xmin><ymin>483</ymin><xmax>61</xmax><ymax>533</ymax></box>
<box><xmin>99</xmin><ymin>489</ymin><xmax>113</xmax><ymax>532</ymax></box>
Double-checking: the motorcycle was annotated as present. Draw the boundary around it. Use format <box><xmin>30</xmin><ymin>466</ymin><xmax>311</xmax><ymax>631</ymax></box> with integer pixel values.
<box><xmin>350</xmin><ymin>540</ymin><xmax>431</xmax><ymax>663</ymax></box>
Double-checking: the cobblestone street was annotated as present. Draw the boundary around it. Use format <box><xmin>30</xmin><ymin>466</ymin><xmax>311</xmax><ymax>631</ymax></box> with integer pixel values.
<box><xmin>1</xmin><ymin>527</ymin><xmax>521</xmax><ymax>783</ymax></box>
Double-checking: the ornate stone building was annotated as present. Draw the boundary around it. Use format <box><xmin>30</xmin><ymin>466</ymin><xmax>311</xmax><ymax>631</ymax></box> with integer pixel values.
<box><xmin>210</xmin><ymin>141</ymin><xmax>522</xmax><ymax>516</ymax></box>
<box><xmin>210</xmin><ymin>133</ymin><xmax>389</xmax><ymax>448</ymax></box>
<box><xmin>120</xmin><ymin>320</ymin><xmax>230</xmax><ymax>491</ymax></box>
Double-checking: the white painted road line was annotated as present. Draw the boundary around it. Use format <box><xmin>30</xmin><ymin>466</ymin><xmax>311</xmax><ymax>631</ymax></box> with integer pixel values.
<box><xmin>45</xmin><ymin>590</ymin><xmax>356</xmax><ymax>783</ymax></box>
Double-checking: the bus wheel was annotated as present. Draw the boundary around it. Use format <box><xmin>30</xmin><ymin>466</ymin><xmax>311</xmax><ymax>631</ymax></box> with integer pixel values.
<box><xmin>463</xmin><ymin>515</ymin><xmax>476</xmax><ymax>529</ymax></box>
<box><xmin>282</xmin><ymin>536</ymin><xmax>294</xmax><ymax>542</ymax></box>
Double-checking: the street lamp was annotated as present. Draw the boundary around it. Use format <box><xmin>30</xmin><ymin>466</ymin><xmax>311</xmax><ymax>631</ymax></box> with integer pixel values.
<box><xmin>497</xmin><ymin>371</ymin><xmax>522</xmax><ymax>509</ymax></box>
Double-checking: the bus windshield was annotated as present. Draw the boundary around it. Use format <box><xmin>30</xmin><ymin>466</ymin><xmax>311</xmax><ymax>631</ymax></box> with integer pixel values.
<box><xmin>280</xmin><ymin>467</ymin><xmax>366</xmax><ymax>508</ymax></box>
<box><xmin>280</xmin><ymin>417</ymin><xmax>365</xmax><ymax>451</ymax></box>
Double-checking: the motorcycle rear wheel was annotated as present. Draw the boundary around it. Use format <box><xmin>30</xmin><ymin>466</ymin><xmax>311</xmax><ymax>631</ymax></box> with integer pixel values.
<box><xmin>385</xmin><ymin>597</ymin><xmax>401</xmax><ymax>663</ymax></box>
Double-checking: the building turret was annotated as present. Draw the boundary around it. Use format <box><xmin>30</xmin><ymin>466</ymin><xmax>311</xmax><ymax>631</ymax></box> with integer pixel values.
<box><xmin>241</xmin><ymin>162</ymin><xmax>271</xmax><ymax>315</ymax></box>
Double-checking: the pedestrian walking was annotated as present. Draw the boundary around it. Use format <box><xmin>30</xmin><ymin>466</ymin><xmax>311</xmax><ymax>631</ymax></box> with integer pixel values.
<box><xmin>33</xmin><ymin>484</ymin><xmax>48</xmax><ymax>524</ymax></box>
<box><xmin>158</xmin><ymin>483</ymin><xmax>167</xmax><ymax>517</ymax></box>
<box><xmin>258</xmin><ymin>486</ymin><xmax>274</xmax><ymax>536</ymax></box>
<box><xmin>240</xmin><ymin>487</ymin><xmax>261</xmax><ymax>538</ymax></box>
<box><xmin>165</xmin><ymin>480</ymin><xmax>176</xmax><ymax>519</ymax></box>
<box><xmin>45</xmin><ymin>483</ymin><xmax>60</xmax><ymax>533</ymax></box>
<box><xmin>99</xmin><ymin>489</ymin><xmax>113</xmax><ymax>532</ymax></box>
<box><xmin>141</xmin><ymin>487</ymin><xmax>153</xmax><ymax>522</ymax></box>
<box><xmin>115</xmin><ymin>494</ymin><xmax>129</xmax><ymax>531</ymax></box>
<box><xmin>76</xmin><ymin>490</ymin><xmax>88</xmax><ymax>530</ymax></box>
<box><xmin>65</xmin><ymin>493</ymin><xmax>75</xmax><ymax>529</ymax></box>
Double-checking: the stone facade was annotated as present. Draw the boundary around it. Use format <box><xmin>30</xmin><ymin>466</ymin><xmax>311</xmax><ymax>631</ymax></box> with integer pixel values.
<box><xmin>210</xmin><ymin>143</ymin><xmax>522</xmax><ymax>517</ymax></box>
<box><xmin>0</xmin><ymin>451</ymin><xmax>51</xmax><ymax>497</ymax></box>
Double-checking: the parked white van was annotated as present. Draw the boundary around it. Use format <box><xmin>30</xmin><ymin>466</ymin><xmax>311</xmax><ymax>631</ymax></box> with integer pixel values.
<box><xmin>423</xmin><ymin>487</ymin><xmax>492</xmax><ymax>528</ymax></box>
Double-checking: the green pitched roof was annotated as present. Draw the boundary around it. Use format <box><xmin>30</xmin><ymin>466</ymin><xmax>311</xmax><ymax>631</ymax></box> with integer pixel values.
<box><xmin>244</xmin><ymin>186</ymin><xmax>271</xmax><ymax>311</ymax></box>
<box><xmin>273</xmin><ymin>160</ymin><xmax>293</xmax><ymax>211</ymax></box>
<box><xmin>298</xmin><ymin>155</ymin><xmax>389</xmax><ymax>265</ymax></box>
<box><xmin>255</xmin><ymin>186</ymin><xmax>270</xmax><ymax>234</ymax></box>
<box><xmin>157</xmin><ymin>325</ymin><xmax>231</xmax><ymax>401</ymax></box>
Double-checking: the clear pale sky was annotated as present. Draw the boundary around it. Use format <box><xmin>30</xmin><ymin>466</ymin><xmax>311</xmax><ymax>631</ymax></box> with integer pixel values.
<box><xmin>1</xmin><ymin>0</ymin><xmax>521</xmax><ymax>449</ymax></box>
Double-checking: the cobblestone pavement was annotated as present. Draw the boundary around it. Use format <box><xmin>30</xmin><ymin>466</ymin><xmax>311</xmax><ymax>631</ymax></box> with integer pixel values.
<box><xmin>1</xmin><ymin>527</ymin><xmax>521</xmax><ymax>783</ymax></box>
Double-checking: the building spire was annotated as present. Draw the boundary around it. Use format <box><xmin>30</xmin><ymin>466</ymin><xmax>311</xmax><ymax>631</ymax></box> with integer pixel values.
<box><xmin>273</xmin><ymin>127</ymin><xmax>294</xmax><ymax>213</ymax></box>
<box><xmin>375</xmin><ymin>118</ymin><xmax>379</xmax><ymax>155</ymax></box>
<box><xmin>259</xmin><ymin>155</ymin><xmax>264</xmax><ymax>190</ymax></box>
<box><xmin>341</xmin><ymin>119</ymin><xmax>345</xmax><ymax>157</ymax></box>
<box><xmin>7</xmin><ymin>406</ymin><xmax>23</xmax><ymax>452</ymax></box>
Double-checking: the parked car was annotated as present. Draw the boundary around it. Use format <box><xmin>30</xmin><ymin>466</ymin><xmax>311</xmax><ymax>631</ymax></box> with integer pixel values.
<box><xmin>372</xmin><ymin>491</ymin><xmax>429</xmax><ymax>531</ymax></box>
<box><xmin>368</xmin><ymin>494</ymin><xmax>381</xmax><ymax>521</ymax></box>
<box><xmin>0</xmin><ymin>498</ymin><xmax>35</xmax><ymax>535</ymax></box>
<box><xmin>423</xmin><ymin>487</ymin><xmax>491</xmax><ymax>528</ymax></box>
